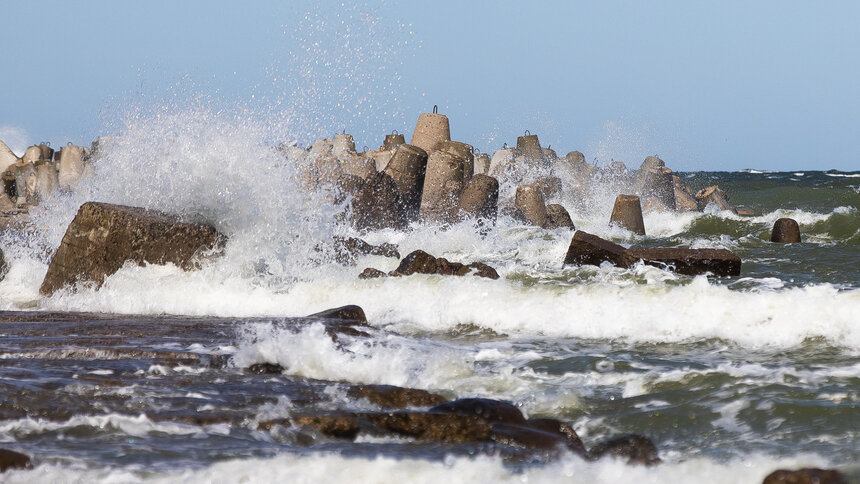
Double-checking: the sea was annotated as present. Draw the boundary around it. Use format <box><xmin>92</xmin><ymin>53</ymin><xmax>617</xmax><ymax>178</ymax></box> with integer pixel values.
<box><xmin>0</xmin><ymin>104</ymin><xmax>857</xmax><ymax>484</ymax></box>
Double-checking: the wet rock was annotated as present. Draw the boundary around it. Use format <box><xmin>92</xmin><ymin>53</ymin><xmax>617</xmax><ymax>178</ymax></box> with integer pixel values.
<box><xmin>762</xmin><ymin>468</ymin><xmax>847</xmax><ymax>484</ymax></box>
<box><xmin>623</xmin><ymin>247</ymin><xmax>742</xmax><ymax>277</ymax></box>
<box><xmin>341</xmin><ymin>152</ymin><xmax>377</xmax><ymax>180</ymax></box>
<box><xmin>544</xmin><ymin>204</ymin><xmax>574</xmax><ymax>229</ymax></box>
<box><xmin>487</xmin><ymin>147</ymin><xmax>519</xmax><ymax>184</ymax></box>
<box><xmin>420</xmin><ymin>150</ymin><xmax>464</xmax><ymax>224</ymax></box>
<box><xmin>410</xmin><ymin>110</ymin><xmax>450</xmax><ymax>154</ymax></box>
<box><xmin>673</xmin><ymin>175</ymin><xmax>699</xmax><ymax>212</ymax></box>
<box><xmin>490</xmin><ymin>422</ymin><xmax>570</xmax><ymax>451</ymax></box>
<box><xmin>332</xmin><ymin>174</ymin><xmax>365</xmax><ymax>204</ymax></box>
<box><xmin>13</xmin><ymin>162</ymin><xmax>37</xmax><ymax>205</ymax></box>
<box><xmin>248</xmin><ymin>363</ymin><xmax>284</xmax><ymax>374</ymax></box>
<box><xmin>609</xmin><ymin>194</ymin><xmax>646</xmax><ymax>235</ymax></box>
<box><xmin>0</xmin><ymin>448</ymin><xmax>32</xmax><ymax>472</ymax></box>
<box><xmin>527</xmin><ymin>418</ymin><xmax>587</xmax><ymax>456</ymax></box>
<box><xmin>40</xmin><ymin>202</ymin><xmax>224</xmax><ymax>296</ymax></box>
<box><xmin>458</xmin><ymin>174</ymin><xmax>499</xmax><ymax>222</ymax></box>
<box><xmin>542</xmin><ymin>147</ymin><xmax>557</xmax><ymax>161</ymax></box>
<box><xmin>771</xmin><ymin>218</ymin><xmax>801</xmax><ymax>243</ymax></box>
<box><xmin>346</xmin><ymin>384</ymin><xmax>448</xmax><ymax>409</ymax></box>
<box><xmin>430</xmin><ymin>398</ymin><xmax>526</xmax><ymax>425</ymax></box>
<box><xmin>588</xmin><ymin>434</ymin><xmax>661</xmax><ymax>466</ymax></box>
<box><xmin>366</xmin><ymin>412</ymin><xmax>492</xmax><ymax>442</ymax></box>
<box><xmin>695</xmin><ymin>185</ymin><xmax>734</xmax><ymax>212</ymax></box>
<box><xmin>307</xmin><ymin>305</ymin><xmax>367</xmax><ymax>323</ymax></box>
<box><xmin>34</xmin><ymin>161</ymin><xmax>58</xmax><ymax>201</ymax></box>
<box><xmin>563</xmin><ymin>230</ymin><xmax>628</xmax><ymax>267</ymax></box>
<box><xmin>293</xmin><ymin>415</ymin><xmax>362</xmax><ymax>439</ymax></box>
<box><xmin>391</xmin><ymin>250</ymin><xmax>499</xmax><ymax>280</ymax></box>
<box><xmin>349</xmin><ymin>172</ymin><xmax>408</xmax><ymax>231</ymax></box>
<box><xmin>358</xmin><ymin>267</ymin><xmax>387</xmax><ymax>279</ymax></box>
<box><xmin>515</xmin><ymin>184</ymin><xmax>547</xmax><ymax>228</ymax></box>
<box><xmin>0</xmin><ymin>248</ymin><xmax>6</xmax><ymax>281</ymax></box>
<box><xmin>332</xmin><ymin>236</ymin><xmax>399</xmax><ymax>264</ymax></box>
<box><xmin>383</xmin><ymin>144</ymin><xmax>428</xmax><ymax>220</ymax></box>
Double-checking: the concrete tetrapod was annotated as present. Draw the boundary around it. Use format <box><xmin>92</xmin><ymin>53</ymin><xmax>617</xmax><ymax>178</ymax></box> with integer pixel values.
<box><xmin>383</xmin><ymin>144</ymin><xmax>428</xmax><ymax>221</ymax></box>
<box><xmin>771</xmin><ymin>218</ymin><xmax>801</xmax><ymax>243</ymax></box>
<box><xmin>609</xmin><ymin>195</ymin><xmax>646</xmax><ymax>235</ymax></box>
<box><xmin>410</xmin><ymin>109</ymin><xmax>450</xmax><ymax>154</ymax></box>
<box><xmin>458</xmin><ymin>174</ymin><xmax>499</xmax><ymax>222</ymax></box>
<box><xmin>438</xmin><ymin>140</ymin><xmax>474</xmax><ymax>184</ymax></box>
<box><xmin>515</xmin><ymin>184</ymin><xmax>548</xmax><ymax>228</ymax></box>
<box><xmin>420</xmin><ymin>150</ymin><xmax>464</xmax><ymax>224</ymax></box>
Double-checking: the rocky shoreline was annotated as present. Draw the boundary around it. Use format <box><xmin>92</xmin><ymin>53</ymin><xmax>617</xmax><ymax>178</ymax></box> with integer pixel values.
<box><xmin>0</xmin><ymin>110</ymin><xmax>829</xmax><ymax>481</ymax></box>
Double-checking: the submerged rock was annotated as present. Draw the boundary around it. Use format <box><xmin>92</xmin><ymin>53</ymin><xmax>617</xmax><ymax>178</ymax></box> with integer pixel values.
<box><xmin>40</xmin><ymin>202</ymin><xmax>223</xmax><ymax>296</ymax></box>
<box><xmin>762</xmin><ymin>468</ymin><xmax>847</xmax><ymax>484</ymax></box>
<box><xmin>346</xmin><ymin>384</ymin><xmax>448</xmax><ymax>409</ymax></box>
<box><xmin>624</xmin><ymin>247</ymin><xmax>742</xmax><ymax>277</ymax></box>
<box><xmin>588</xmin><ymin>434</ymin><xmax>661</xmax><ymax>466</ymax></box>
<box><xmin>563</xmin><ymin>231</ymin><xmax>741</xmax><ymax>277</ymax></box>
<box><xmin>0</xmin><ymin>448</ymin><xmax>32</xmax><ymax>472</ymax></box>
<box><xmin>390</xmin><ymin>250</ymin><xmax>499</xmax><ymax>280</ymax></box>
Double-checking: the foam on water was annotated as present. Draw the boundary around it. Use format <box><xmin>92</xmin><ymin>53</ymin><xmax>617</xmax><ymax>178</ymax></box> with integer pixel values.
<box><xmin>2</xmin><ymin>450</ymin><xmax>848</xmax><ymax>484</ymax></box>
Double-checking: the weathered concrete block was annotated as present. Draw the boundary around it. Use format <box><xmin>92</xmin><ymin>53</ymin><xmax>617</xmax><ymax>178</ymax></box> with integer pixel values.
<box><xmin>384</xmin><ymin>144</ymin><xmax>428</xmax><ymax>220</ymax></box>
<box><xmin>350</xmin><ymin>172</ymin><xmax>408</xmax><ymax>231</ymax></box>
<box><xmin>516</xmin><ymin>132</ymin><xmax>543</xmax><ymax>162</ymax></box>
<box><xmin>410</xmin><ymin>110</ymin><xmax>450</xmax><ymax>154</ymax></box>
<box><xmin>623</xmin><ymin>247</ymin><xmax>741</xmax><ymax>277</ymax></box>
<box><xmin>544</xmin><ymin>204</ymin><xmax>574</xmax><ymax>229</ymax></box>
<box><xmin>438</xmin><ymin>140</ymin><xmax>474</xmax><ymax>184</ymax></box>
<box><xmin>610</xmin><ymin>194</ymin><xmax>646</xmax><ymax>235</ymax></box>
<box><xmin>695</xmin><ymin>185</ymin><xmax>734</xmax><ymax>212</ymax></box>
<box><xmin>57</xmin><ymin>145</ymin><xmax>86</xmax><ymax>190</ymax></box>
<box><xmin>0</xmin><ymin>140</ymin><xmax>19</xmax><ymax>174</ymax></box>
<box><xmin>40</xmin><ymin>202</ymin><xmax>223</xmax><ymax>296</ymax></box>
<box><xmin>382</xmin><ymin>132</ymin><xmax>406</xmax><ymax>151</ymax></box>
<box><xmin>420</xmin><ymin>150</ymin><xmax>464</xmax><ymax>224</ymax></box>
<box><xmin>771</xmin><ymin>218</ymin><xmax>801</xmax><ymax>243</ymax></box>
<box><xmin>633</xmin><ymin>157</ymin><xmax>675</xmax><ymax>211</ymax></box>
<box><xmin>563</xmin><ymin>230</ymin><xmax>628</xmax><ymax>267</ymax></box>
<box><xmin>515</xmin><ymin>184</ymin><xmax>547</xmax><ymax>227</ymax></box>
<box><xmin>332</xmin><ymin>133</ymin><xmax>356</xmax><ymax>160</ymax></box>
<box><xmin>673</xmin><ymin>175</ymin><xmax>699</xmax><ymax>212</ymax></box>
<box><xmin>473</xmin><ymin>152</ymin><xmax>490</xmax><ymax>175</ymax></box>
<box><xmin>459</xmin><ymin>174</ymin><xmax>498</xmax><ymax>221</ymax></box>
<box><xmin>35</xmin><ymin>161</ymin><xmax>58</xmax><ymax>201</ymax></box>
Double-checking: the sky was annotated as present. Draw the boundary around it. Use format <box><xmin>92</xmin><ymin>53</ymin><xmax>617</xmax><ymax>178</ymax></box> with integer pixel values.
<box><xmin>1</xmin><ymin>0</ymin><xmax>859</xmax><ymax>171</ymax></box>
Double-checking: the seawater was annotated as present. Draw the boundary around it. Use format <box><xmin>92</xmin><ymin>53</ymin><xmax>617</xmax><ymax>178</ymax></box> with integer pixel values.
<box><xmin>0</xmin><ymin>105</ymin><xmax>857</xmax><ymax>483</ymax></box>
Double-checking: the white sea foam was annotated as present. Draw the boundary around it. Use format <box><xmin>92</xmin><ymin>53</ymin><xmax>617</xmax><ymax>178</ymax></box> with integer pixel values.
<box><xmin>1</xmin><ymin>451</ymin><xmax>846</xmax><ymax>484</ymax></box>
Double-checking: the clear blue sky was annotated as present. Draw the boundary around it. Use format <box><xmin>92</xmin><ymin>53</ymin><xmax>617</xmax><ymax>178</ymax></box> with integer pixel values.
<box><xmin>1</xmin><ymin>1</ymin><xmax>859</xmax><ymax>171</ymax></box>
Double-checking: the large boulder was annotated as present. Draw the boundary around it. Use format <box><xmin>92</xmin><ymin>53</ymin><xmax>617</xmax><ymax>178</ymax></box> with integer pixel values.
<box><xmin>563</xmin><ymin>231</ymin><xmax>742</xmax><ymax>277</ymax></box>
<box><xmin>563</xmin><ymin>230</ymin><xmax>628</xmax><ymax>267</ymax></box>
<box><xmin>40</xmin><ymin>202</ymin><xmax>223</xmax><ymax>296</ymax></box>
<box><xmin>623</xmin><ymin>247</ymin><xmax>741</xmax><ymax>277</ymax></box>
<box><xmin>349</xmin><ymin>172</ymin><xmax>408</xmax><ymax>231</ymax></box>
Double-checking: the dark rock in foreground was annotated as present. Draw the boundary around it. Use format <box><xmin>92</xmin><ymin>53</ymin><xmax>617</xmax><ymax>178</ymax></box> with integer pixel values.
<box><xmin>0</xmin><ymin>448</ymin><xmax>32</xmax><ymax>472</ymax></box>
<box><xmin>40</xmin><ymin>202</ymin><xmax>223</xmax><ymax>296</ymax></box>
<box><xmin>588</xmin><ymin>434</ymin><xmax>661</xmax><ymax>466</ymax></box>
<box><xmin>358</xmin><ymin>267</ymin><xmax>387</xmax><ymax>279</ymax></box>
<box><xmin>762</xmin><ymin>468</ymin><xmax>847</xmax><ymax>484</ymax></box>
<box><xmin>346</xmin><ymin>384</ymin><xmax>448</xmax><ymax>409</ymax></box>
<box><xmin>389</xmin><ymin>250</ymin><xmax>499</xmax><ymax>280</ymax></box>
<box><xmin>307</xmin><ymin>305</ymin><xmax>367</xmax><ymax>323</ymax></box>
<box><xmin>624</xmin><ymin>247</ymin><xmax>742</xmax><ymax>277</ymax></box>
<box><xmin>563</xmin><ymin>230</ymin><xmax>741</xmax><ymax>276</ymax></box>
